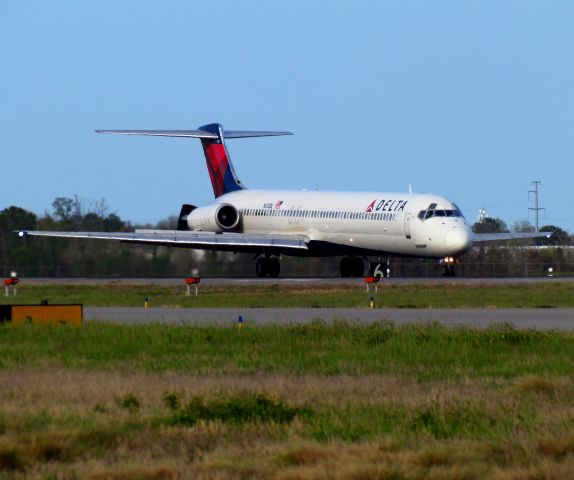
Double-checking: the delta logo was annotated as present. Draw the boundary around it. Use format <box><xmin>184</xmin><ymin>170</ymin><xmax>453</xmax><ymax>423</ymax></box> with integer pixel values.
<box><xmin>365</xmin><ymin>199</ymin><xmax>408</xmax><ymax>213</ymax></box>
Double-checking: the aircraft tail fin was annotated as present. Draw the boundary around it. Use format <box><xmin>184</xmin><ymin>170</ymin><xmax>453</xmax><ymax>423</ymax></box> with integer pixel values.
<box><xmin>96</xmin><ymin>124</ymin><xmax>292</xmax><ymax>198</ymax></box>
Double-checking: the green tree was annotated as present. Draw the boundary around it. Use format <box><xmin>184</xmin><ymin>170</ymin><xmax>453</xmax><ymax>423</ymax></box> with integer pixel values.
<box><xmin>0</xmin><ymin>206</ymin><xmax>39</xmax><ymax>275</ymax></box>
<box><xmin>0</xmin><ymin>206</ymin><xmax>37</xmax><ymax>232</ymax></box>
<box><xmin>512</xmin><ymin>220</ymin><xmax>535</xmax><ymax>233</ymax></box>
<box><xmin>156</xmin><ymin>215</ymin><xmax>178</xmax><ymax>230</ymax></box>
<box><xmin>472</xmin><ymin>217</ymin><xmax>509</xmax><ymax>234</ymax></box>
<box><xmin>104</xmin><ymin>213</ymin><xmax>124</xmax><ymax>231</ymax></box>
<box><xmin>51</xmin><ymin>197</ymin><xmax>76</xmax><ymax>222</ymax></box>
<box><xmin>539</xmin><ymin>225</ymin><xmax>570</xmax><ymax>246</ymax></box>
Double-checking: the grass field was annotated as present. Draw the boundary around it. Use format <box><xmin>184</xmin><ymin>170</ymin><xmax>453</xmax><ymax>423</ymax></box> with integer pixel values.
<box><xmin>2</xmin><ymin>321</ymin><xmax>574</xmax><ymax>478</ymax></box>
<box><xmin>1</xmin><ymin>281</ymin><xmax>574</xmax><ymax>308</ymax></box>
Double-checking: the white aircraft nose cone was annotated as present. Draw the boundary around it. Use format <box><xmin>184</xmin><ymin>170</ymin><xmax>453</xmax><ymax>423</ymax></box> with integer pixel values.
<box><xmin>446</xmin><ymin>227</ymin><xmax>472</xmax><ymax>253</ymax></box>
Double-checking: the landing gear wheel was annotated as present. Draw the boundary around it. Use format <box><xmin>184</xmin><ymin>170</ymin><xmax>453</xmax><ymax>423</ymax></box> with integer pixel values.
<box><xmin>256</xmin><ymin>258</ymin><xmax>268</xmax><ymax>278</ymax></box>
<box><xmin>340</xmin><ymin>257</ymin><xmax>365</xmax><ymax>277</ymax></box>
<box><xmin>440</xmin><ymin>256</ymin><xmax>457</xmax><ymax>277</ymax></box>
<box><xmin>340</xmin><ymin>257</ymin><xmax>353</xmax><ymax>277</ymax></box>
<box><xmin>268</xmin><ymin>257</ymin><xmax>280</xmax><ymax>278</ymax></box>
<box><xmin>352</xmin><ymin>257</ymin><xmax>365</xmax><ymax>277</ymax></box>
<box><xmin>255</xmin><ymin>257</ymin><xmax>280</xmax><ymax>278</ymax></box>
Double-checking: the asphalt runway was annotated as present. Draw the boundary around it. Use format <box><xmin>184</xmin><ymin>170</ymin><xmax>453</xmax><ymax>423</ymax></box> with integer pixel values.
<box><xmin>85</xmin><ymin>307</ymin><xmax>574</xmax><ymax>331</ymax></box>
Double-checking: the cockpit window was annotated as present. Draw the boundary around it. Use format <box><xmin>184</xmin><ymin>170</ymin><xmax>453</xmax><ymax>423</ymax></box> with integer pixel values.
<box><xmin>418</xmin><ymin>208</ymin><xmax>464</xmax><ymax>220</ymax></box>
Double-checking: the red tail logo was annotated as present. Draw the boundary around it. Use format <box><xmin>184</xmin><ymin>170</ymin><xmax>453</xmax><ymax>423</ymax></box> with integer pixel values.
<box><xmin>365</xmin><ymin>200</ymin><xmax>376</xmax><ymax>212</ymax></box>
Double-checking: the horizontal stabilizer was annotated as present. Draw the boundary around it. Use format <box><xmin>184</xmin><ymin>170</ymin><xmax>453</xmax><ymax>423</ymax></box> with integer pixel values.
<box><xmin>95</xmin><ymin>122</ymin><xmax>293</xmax><ymax>198</ymax></box>
<box><xmin>95</xmin><ymin>130</ymin><xmax>218</xmax><ymax>138</ymax></box>
<box><xmin>224</xmin><ymin>131</ymin><xmax>293</xmax><ymax>139</ymax></box>
<box><xmin>95</xmin><ymin>129</ymin><xmax>293</xmax><ymax>139</ymax></box>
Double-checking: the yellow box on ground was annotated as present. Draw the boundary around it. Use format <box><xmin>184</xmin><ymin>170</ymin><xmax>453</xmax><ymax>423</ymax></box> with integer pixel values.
<box><xmin>7</xmin><ymin>305</ymin><xmax>83</xmax><ymax>326</ymax></box>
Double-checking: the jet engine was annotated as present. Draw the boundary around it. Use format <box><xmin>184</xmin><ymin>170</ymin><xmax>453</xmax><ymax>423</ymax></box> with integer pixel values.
<box><xmin>185</xmin><ymin>203</ymin><xmax>240</xmax><ymax>232</ymax></box>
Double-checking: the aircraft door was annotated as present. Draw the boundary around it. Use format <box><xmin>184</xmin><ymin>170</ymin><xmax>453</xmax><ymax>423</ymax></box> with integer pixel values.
<box><xmin>288</xmin><ymin>206</ymin><xmax>302</xmax><ymax>225</ymax></box>
<box><xmin>404</xmin><ymin>213</ymin><xmax>413</xmax><ymax>239</ymax></box>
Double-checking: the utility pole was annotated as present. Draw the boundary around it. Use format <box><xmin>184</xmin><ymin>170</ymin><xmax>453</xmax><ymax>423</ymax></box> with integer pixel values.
<box><xmin>528</xmin><ymin>181</ymin><xmax>545</xmax><ymax>232</ymax></box>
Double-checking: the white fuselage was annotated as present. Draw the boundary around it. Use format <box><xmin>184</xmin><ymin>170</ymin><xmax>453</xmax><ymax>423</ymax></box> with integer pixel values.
<box><xmin>189</xmin><ymin>189</ymin><xmax>473</xmax><ymax>258</ymax></box>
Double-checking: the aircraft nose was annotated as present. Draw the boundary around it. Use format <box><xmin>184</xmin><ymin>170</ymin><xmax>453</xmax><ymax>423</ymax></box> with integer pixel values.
<box><xmin>445</xmin><ymin>227</ymin><xmax>472</xmax><ymax>253</ymax></box>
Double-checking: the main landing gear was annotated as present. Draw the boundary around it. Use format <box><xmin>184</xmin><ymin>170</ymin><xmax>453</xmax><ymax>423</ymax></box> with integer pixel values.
<box><xmin>339</xmin><ymin>256</ymin><xmax>365</xmax><ymax>278</ymax></box>
<box><xmin>256</xmin><ymin>256</ymin><xmax>280</xmax><ymax>278</ymax></box>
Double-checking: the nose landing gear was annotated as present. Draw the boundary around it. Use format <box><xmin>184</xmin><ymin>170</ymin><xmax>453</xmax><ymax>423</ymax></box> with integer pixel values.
<box><xmin>255</xmin><ymin>256</ymin><xmax>280</xmax><ymax>278</ymax></box>
<box><xmin>340</xmin><ymin>256</ymin><xmax>365</xmax><ymax>277</ymax></box>
<box><xmin>441</xmin><ymin>256</ymin><xmax>457</xmax><ymax>277</ymax></box>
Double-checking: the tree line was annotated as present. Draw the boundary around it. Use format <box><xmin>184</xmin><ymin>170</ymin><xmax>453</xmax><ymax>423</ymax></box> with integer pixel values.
<box><xmin>0</xmin><ymin>197</ymin><xmax>186</xmax><ymax>277</ymax></box>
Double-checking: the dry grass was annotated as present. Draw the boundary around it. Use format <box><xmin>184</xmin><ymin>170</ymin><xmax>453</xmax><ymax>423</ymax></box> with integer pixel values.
<box><xmin>1</xmin><ymin>370</ymin><xmax>574</xmax><ymax>478</ymax></box>
<box><xmin>512</xmin><ymin>376</ymin><xmax>558</xmax><ymax>394</ymax></box>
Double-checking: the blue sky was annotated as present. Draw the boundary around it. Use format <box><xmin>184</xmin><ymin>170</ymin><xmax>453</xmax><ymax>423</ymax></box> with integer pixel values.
<box><xmin>1</xmin><ymin>1</ymin><xmax>573</xmax><ymax>230</ymax></box>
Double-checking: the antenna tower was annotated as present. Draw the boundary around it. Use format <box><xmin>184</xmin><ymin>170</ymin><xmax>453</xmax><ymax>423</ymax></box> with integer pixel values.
<box><xmin>528</xmin><ymin>181</ymin><xmax>545</xmax><ymax>232</ymax></box>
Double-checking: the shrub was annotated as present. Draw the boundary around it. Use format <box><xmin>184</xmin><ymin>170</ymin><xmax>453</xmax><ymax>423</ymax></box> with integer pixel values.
<box><xmin>165</xmin><ymin>392</ymin><xmax>308</xmax><ymax>427</ymax></box>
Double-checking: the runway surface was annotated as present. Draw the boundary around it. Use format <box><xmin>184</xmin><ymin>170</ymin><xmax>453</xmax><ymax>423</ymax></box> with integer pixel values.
<box><xmin>85</xmin><ymin>307</ymin><xmax>574</xmax><ymax>331</ymax></box>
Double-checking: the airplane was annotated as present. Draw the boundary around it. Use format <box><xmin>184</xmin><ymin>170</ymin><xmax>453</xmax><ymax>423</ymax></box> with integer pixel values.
<box><xmin>18</xmin><ymin>123</ymin><xmax>549</xmax><ymax>277</ymax></box>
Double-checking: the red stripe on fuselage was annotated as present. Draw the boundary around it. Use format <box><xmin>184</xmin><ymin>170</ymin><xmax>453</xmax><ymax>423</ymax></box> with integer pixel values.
<box><xmin>202</xmin><ymin>142</ymin><xmax>229</xmax><ymax>197</ymax></box>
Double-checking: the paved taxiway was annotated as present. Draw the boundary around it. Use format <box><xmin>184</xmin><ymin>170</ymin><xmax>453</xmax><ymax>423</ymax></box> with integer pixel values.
<box><xmin>85</xmin><ymin>307</ymin><xmax>574</xmax><ymax>331</ymax></box>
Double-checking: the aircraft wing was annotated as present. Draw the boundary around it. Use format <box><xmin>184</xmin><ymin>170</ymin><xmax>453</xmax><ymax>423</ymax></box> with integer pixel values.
<box><xmin>17</xmin><ymin>229</ymin><xmax>309</xmax><ymax>252</ymax></box>
<box><xmin>473</xmin><ymin>232</ymin><xmax>551</xmax><ymax>242</ymax></box>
